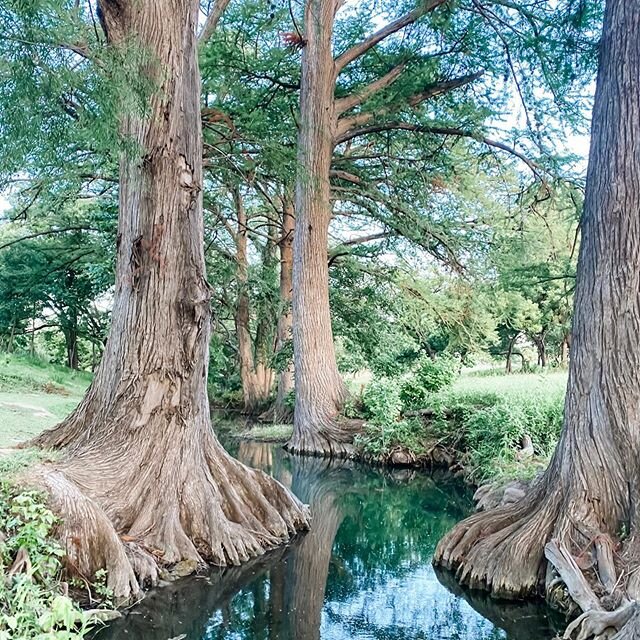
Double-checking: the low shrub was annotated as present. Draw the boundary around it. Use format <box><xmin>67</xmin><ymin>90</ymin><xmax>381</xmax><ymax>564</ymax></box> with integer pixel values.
<box><xmin>357</xmin><ymin>378</ymin><xmax>425</xmax><ymax>457</ymax></box>
<box><xmin>0</xmin><ymin>483</ymin><xmax>95</xmax><ymax>640</ymax></box>
<box><xmin>356</xmin><ymin>370</ymin><xmax>565</xmax><ymax>482</ymax></box>
<box><xmin>400</xmin><ymin>356</ymin><xmax>458</xmax><ymax>410</ymax></box>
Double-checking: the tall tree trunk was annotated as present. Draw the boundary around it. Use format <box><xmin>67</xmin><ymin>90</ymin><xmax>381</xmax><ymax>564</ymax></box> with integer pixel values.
<box><xmin>233</xmin><ymin>187</ymin><xmax>263</xmax><ymax>413</ymax></box>
<box><xmin>261</xmin><ymin>197</ymin><xmax>295</xmax><ymax>424</ymax></box>
<box><xmin>435</xmin><ymin>3</ymin><xmax>640</xmax><ymax>637</ymax></box>
<box><xmin>29</xmin><ymin>0</ymin><xmax>307</xmax><ymax>601</ymax></box>
<box><xmin>286</xmin><ymin>0</ymin><xmax>351</xmax><ymax>457</ymax></box>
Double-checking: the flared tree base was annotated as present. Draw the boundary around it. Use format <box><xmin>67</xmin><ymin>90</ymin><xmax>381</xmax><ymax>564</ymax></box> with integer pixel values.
<box><xmin>28</xmin><ymin>414</ymin><xmax>309</xmax><ymax>601</ymax></box>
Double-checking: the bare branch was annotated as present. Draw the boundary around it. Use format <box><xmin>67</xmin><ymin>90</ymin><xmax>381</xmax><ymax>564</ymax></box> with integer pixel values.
<box><xmin>335</xmin><ymin>121</ymin><xmax>544</xmax><ymax>181</ymax></box>
<box><xmin>199</xmin><ymin>0</ymin><xmax>232</xmax><ymax>44</ymax></box>
<box><xmin>334</xmin><ymin>0</ymin><xmax>447</xmax><ymax>74</ymax></box>
<box><xmin>335</xmin><ymin>63</ymin><xmax>407</xmax><ymax>115</ymax></box>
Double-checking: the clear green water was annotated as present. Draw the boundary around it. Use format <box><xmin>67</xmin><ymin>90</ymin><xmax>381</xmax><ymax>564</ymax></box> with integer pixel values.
<box><xmin>98</xmin><ymin>442</ymin><xmax>562</xmax><ymax>640</ymax></box>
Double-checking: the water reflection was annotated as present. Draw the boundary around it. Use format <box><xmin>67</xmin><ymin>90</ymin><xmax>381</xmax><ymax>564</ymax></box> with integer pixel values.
<box><xmin>98</xmin><ymin>442</ymin><xmax>561</xmax><ymax>640</ymax></box>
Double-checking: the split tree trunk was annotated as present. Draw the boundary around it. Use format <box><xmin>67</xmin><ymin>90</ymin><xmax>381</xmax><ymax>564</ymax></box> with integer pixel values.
<box><xmin>435</xmin><ymin>3</ymin><xmax>640</xmax><ymax>638</ymax></box>
<box><xmin>29</xmin><ymin>0</ymin><xmax>307</xmax><ymax>601</ymax></box>
<box><xmin>286</xmin><ymin>0</ymin><xmax>350</xmax><ymax>456</ymax></box>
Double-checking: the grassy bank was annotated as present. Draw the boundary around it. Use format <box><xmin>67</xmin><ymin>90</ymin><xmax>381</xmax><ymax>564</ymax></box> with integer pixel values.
<box><xmin>355</xmin><ymin>366</ymin><xmax>567</xmax><ymax>483</ymax></box>
<box><xmin>0</xmin><ymin>354</ymin><xmax>89</xmax><ymax>448</ymax></box>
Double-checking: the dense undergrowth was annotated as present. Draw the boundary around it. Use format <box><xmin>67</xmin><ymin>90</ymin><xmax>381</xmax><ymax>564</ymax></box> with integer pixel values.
<box><xmin>0</xmin><ymin>452</ymin><xmax>100</xmax><ymax>640</ymax></box>
<box><xmin>354</xmin><ymin>358</ymin><xmax>566</xmax><ymax>482</ymax></box>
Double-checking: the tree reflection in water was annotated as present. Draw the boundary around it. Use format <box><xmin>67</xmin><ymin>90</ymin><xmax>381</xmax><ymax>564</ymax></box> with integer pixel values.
<box><xmin>97</xmin><ymin>442</ymin><xmax>560</xmax><ymax>640</ymax></box>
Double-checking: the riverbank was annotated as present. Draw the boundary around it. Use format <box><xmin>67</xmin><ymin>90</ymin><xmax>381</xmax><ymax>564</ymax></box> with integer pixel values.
<box><xmin>0</xmin><ymin>355</ymin><xmax>568</xmax><ymax>639</ymax></box>
<box><xmin>238</xmin><ymin>370</ymin><xmax>566</xmax><ymax>487</ymax></box>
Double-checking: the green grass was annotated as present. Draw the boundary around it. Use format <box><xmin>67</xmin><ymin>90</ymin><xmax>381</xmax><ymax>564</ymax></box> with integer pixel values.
<box><xmin>0</xmin><ymin>353</ymin><xmax>89</xmax><ymax>448</ymax></box>
<box><xmin>243</xmin><ymin>423</ymin><xmax>293</xmax><ymax>442</ymax></box>
<box><xmin>450</xmin><ymin>369</ymin><xmax>568</xmax><ymax>398</ymax></box>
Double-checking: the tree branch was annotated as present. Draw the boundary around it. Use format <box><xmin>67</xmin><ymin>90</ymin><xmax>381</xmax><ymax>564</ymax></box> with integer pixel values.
<box><xmin>335</xmin><ymin>63</ymin><xmax>407</xmax><ymax>115</ymax></box>
<box><xmin>199</xmin><ymin>0</ymin><xmax>232</xmax><ymax>44</ymax></box>
<box><xmin>335</xmin><ymin>122</ymin><xmax>543</xmax><ymax>181</ymax></box>
<box><xmin>335</xmin><ymin>72</ymin><xmax>483</xmax><ymax>141</ymax></box>
<box><xmin>0</xmin><ymin>227</ymin><xmax>101</xmax><ymax>251</ymax></box>
<box><xmin>334</xmin><ymin>0</ymin><xmax>447</xmax><ymax>74</ymax></box>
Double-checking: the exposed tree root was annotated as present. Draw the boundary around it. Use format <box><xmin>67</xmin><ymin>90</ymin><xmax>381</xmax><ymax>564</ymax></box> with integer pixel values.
<box><xmin>563</xmin><ymin>602</ymin><xmax>637</xmax><ymax>640</ymax></box>
<box><xmin>27</xmin><ymin>414</ymin><xmax>309</xmax><ymax>602</ymax></box>
<box><xmin>284</xmin><ymin>415</ymin><xmax>361</xmax><ymax>458</ymax></box>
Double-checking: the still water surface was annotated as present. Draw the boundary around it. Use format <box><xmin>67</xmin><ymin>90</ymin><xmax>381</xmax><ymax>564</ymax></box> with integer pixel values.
<box><xmin>99</xmin><ymin>441</ymin><xmax>562</xmax><ymax>640</ymax></box>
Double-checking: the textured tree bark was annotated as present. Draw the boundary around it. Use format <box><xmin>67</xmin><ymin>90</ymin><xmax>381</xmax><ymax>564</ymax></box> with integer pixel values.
<box><xmin>286</xmin><ymin>0</ymin><xmax>351</xmax><ymax>457</ymax></box>
<box><xmin>28</xmin><ymin>0</ymin><xmax>308</xmax><ymax>601</ymax></box>
<box><xmin>435</xmin><ymin>3</ymin><xmax>640</xmax><ymax>638</ymax></box>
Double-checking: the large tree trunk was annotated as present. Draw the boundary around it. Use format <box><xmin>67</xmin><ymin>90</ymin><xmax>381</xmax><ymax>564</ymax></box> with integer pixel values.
<box><xmin>435</xmin><ymin>3</ymin><xmax>640</xmax><ymax>638</ymax></box>
<box><xmin>286</xmin><ymin>0</ymin><xmax>351</xmax><ymax>457</ymax></box>
<box><xmin>29</xmin><ymin>0</ymin><xmax>307</xmax><ymax>601</ymax></box>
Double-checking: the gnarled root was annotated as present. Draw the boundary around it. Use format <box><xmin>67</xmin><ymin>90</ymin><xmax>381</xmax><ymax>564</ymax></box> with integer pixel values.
<box><xmin>435</xmin><ymin>483</ymin><xmax>560</xmax><ymax>597</ymax></box>
<box><xmin>285</xmin><ymin>416</ymin><xmax>362</xmax><ymax>458</ymax></box>
<box><xmin>25</xmin><ymin>433</ymin><xmax>309</xmax><ymax>602</ymax></box>
<box><xmin>563</xmin><ymin>602</ymin><xmax>637</xmax><ymax>640</ymax></box>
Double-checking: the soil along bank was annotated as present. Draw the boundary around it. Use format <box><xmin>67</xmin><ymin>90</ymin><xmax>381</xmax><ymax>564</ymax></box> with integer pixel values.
<box><xmin>24</xmin><ymin>0</ymin><xmax>308</xmax><ymax>603</ymax></box>
<box><xmin>435</xmin><ymin>2</ymin><xmax>640</xmax><ymax>638</ymax></box>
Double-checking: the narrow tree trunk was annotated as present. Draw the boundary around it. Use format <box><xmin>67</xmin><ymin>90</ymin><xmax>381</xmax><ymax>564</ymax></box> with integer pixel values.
<box><xmin>261</xmin><ymin>197</ymin><xmax>295</xmax><ymax>424</ymax></box>
<box><xmin>286</xmin><ymin>0</ymin><xmax>351</xmax><ymax>457</ymax></box>
<box><xmin>435</xmin><ymin>4</ymin><xmax>640</xmax><ymax>638</ymax></box>
<box><xmin>233</xmin><ymin>187</ymin><xmax>263</xmax><ymax>413</ymax></box>
<box><xmin>63</xmin><ymin>312</ymin><xmax>79</xmax><ymax>370</ymax></box>
<box><xmin>505</xmin><ymin>334</ymin><xmax>517</xmax><ymax>374</ymax></box>
<box><xmin>29</xmin><ymin>0</ymin><xmax>307</xmax><ymax>601</ymax></box>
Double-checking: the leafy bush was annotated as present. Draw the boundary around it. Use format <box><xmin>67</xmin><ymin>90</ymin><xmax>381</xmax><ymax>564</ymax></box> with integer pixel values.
<box><xmin>0</xmin><ymin>481</ymin><xmax>95</xmax><ymax>640</ymax></box>
<box><xmin>356</xmin><ymin>370</ymin><xmax>565</xmax><ymax>482</ymax></box>
<box><xmin>362</xmin><ymin>378</ymin><xmax>402</xmax><ymax>427</ymax></box>
<box><xmin>357</xmin><ymin>378</ymin><xmax>425</xmax><ymax>456</ymax></box>
<box><xmin>400</xmin><ymin>356</ymin><xmax>458</xmax><ymax>410</ymax></box>
<box><xmin>433</xmin><ymin>386</ymin><xmax>564</xmax><ymax>481</ymax></box>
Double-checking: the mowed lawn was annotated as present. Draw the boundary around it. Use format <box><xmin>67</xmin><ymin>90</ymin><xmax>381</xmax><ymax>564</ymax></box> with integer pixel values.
<box><xmin>0</xmin><ymin>354</ymin><xmax>89</xmax><ymax>448</ymax></box>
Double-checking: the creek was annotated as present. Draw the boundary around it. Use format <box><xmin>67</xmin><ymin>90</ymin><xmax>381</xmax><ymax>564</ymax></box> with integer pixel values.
<box><xmin>97</xmin><ymin>440</ymin><xmax>563</xmax><ymax>640</ymax></box>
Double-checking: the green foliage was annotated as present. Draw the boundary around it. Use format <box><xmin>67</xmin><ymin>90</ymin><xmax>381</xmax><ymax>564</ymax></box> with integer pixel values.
<box><xmin>358</xmin><ymin>378</ymin><xmax>425</xmax><ymax>456</ymax></box>
<box><xmin>400</xmin><ymin>355</ymin><xmax>458</xmax><ymax>410</ymax></box>
<box><xmin>0</xmin><ymin>481</ymin><xmax>93</xmax><ymax>640</ymax></box>
<box><xmin>357</xmin><ymin>370</ymin><xmax>565</xmax><ymax>481</ymax></box>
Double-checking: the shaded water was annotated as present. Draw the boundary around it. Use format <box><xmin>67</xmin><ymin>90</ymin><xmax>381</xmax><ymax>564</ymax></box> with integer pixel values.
<box><xmin>99</xmin><ymin>442</ymin><xmax>563</xmax><ymax>640</ymax></box>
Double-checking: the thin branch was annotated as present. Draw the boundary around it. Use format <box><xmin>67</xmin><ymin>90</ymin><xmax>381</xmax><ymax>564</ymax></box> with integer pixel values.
<box><xmin>335</xmin><ymin>122</ymin><xmax>544</xmax><ymax>181</ymax></box>
<box><xmin>0</xmin><ymin>226</ymin><xmax>101</xmax><ymax>251</ymax></box>
<box><xmin>335</xmin><ymin>63</ymin><xmax>407</xmax><ymax>115</ymax></box>
<box><xmin>334</xmin><ymin>0</ymin><xmax>447</xmax><ymax>74</ymax></box>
